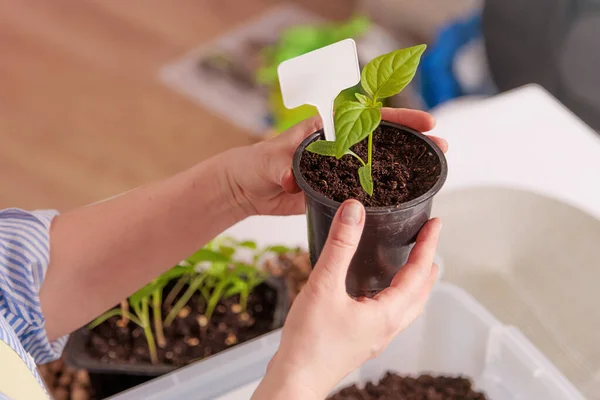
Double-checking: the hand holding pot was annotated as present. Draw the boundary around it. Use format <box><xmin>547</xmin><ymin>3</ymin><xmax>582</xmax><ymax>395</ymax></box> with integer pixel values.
<box><xmin>252</xmin><ymin>200</ymin><xmax>442</xmax><ymax>400</ymax></box>
<box><xmin>223</xmin><ymin>108</ymin><xmax>447</xmax><ymax>218</ymax></box>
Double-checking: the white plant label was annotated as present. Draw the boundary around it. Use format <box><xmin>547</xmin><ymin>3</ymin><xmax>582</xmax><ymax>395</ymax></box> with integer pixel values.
<box><xmin>277</xmin><ymin>39</ymin><xmax>361</xmax><ymax>141</ymax></box>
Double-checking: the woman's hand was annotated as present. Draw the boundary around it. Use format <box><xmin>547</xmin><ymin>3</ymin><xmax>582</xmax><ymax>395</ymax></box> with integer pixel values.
<box><xmin>224</xmin><ymin>108</ymin><xmax>448</xmax><ymax>217</ymax></box>
<box><xmin>252</xmin><ymin>200</ymin><xmax>442</xmax><ymax>399</ymax></box>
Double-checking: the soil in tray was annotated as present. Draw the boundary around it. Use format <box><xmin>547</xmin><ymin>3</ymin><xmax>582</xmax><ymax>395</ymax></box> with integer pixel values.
<box><xmin>85</xmin><ymin>283</ymin><xmax>277</xmax><ymax>367</ymax></box>
<box><xmin>328</xmin><ymin>372</ymin><xmax>487</xmax><ymax>400</ymax></box>
<box><xmin>300</xmin><ymin>124</ymin><xmax>441</xmax><ymax>207</ymax></box>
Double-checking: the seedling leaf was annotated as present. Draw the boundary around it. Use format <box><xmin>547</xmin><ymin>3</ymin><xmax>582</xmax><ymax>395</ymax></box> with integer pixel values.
<box><xmin>158</xmin><ymin>265</ymin><xmax>193</xmax><ymax>283</ymax></box>
<box><xmin>361</xmin><ymin>45</ymin><xmax>426</xmax><ymax>101</ymax></box>
<box><xmin>358</xmin><ymin>164</ymin><xmax>374</xmax><ymax>196</ymax></box>
<box><xmin>224</xmin><ymin>277</ymin><xmax>246</xmax><ymax>298</ymax></box>
<box><xmin>307</xmin><ymin>141</ymin><xmax>367</xmax><ymax>164</ymax></box>
<box><xmin>354</xmin><ymin>93</ymin><xmax>372</xmax><ymax>106</ymax></box>
<box><xmin>219</xmin><ymin>246</ymin><xmax>236</xmax><ymax>258</ymax></box>
<box><xmin>306</xmin><ymin>140</ymin><xmax>337</xmax><ymax>156</ymax></box>
<box><xmin>129</xmin><ymin>282</ymin><xmax>159</xmax><ymax>310</ymax></box>
<box><xmin>239</xmin><ymin>240</ymin><xmax>257</xmax><ymax>249</ymax></box>
<box><xmin>187</xmin><ymin>248</ymin><xmax>230</xmax><ymax>264</ymax></box>
<box><xmin>334</xmin><ymin>103</ymin><xmax>381</xmax><ymax>158</ymax></box>
<box><xmin>266</xmin><ymin>245</ymin><xmax>294</xmax><ymax>254</ymax></box>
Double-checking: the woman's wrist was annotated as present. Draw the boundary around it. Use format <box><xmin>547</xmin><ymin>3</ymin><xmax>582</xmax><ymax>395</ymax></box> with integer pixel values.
<box><xmin>195</xmin><ymin>148</ymin><xmax>253</xmax><ymax>222</ymax></box>
<box><xmin>218</xmin><ymin>146</ymin><xmax>261</xmax><ymax>219</ymax></box>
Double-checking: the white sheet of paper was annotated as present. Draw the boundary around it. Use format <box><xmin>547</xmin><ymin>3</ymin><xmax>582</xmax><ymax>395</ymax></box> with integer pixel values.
<box><xmin>277</xmin><ymin>39</ymin><xmax>361</xmax><ymax>141</ymax></box>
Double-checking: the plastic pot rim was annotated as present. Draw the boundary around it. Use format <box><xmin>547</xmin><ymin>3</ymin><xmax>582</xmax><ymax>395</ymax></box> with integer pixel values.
<box><xmin>292</xmin><ymin>120</ymin><xmax>448</xmax><ymax>215</ymax></box>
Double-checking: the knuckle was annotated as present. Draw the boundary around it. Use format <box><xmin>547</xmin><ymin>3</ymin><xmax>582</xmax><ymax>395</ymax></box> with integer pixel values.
<box><xmin>376</xmin><ymin>305</ymin><xmax>400</xmax><ymax>338</ymax></box>
<box><xmin>383</xmin><ymin>308</ymin><xmax>399</xmax><ymax>337</ymax></box>
<box><xmin>400</xmin><ymin>303</ymin><xmax>427</xmax><ymax>330</ymax></box>
<box><xmin>305</xmin><ymin>271</ymin><xmax>335</xmax><ymax>296</ymax></box>
<box><xmin>370</xmin><ymin>338</ymin><xmax>390</xmax><ymax>359</ymax></box>
<box><xmin>328</xmin><ymin>230</ymin><xmax>359</xmax><ymax>251</ymax></box>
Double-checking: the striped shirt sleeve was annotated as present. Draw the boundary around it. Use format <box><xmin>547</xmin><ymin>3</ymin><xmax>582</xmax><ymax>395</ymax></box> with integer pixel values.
<box><xmin>0</xmin><ymin>208</ymin><xmax>68</xmax><ymax>364</ymax></box>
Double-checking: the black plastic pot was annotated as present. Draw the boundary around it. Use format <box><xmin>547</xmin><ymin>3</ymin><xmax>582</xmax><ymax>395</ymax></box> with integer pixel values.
<box><xmin>63</xmin><ymin>277</ymin><xmax>289</xmax><ymax>399</ymax></box>
<box><xmin>292</xmin><ymin>121</ymin><xmax>448</xmax><ymax>298</ymax></box>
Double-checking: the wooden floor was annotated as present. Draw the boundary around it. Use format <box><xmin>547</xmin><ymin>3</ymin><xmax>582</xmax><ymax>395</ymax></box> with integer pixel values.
<box><xmin>0</xmin><ymin>0</ymin><xmax>349</xmax><ymax>210</ymax></box>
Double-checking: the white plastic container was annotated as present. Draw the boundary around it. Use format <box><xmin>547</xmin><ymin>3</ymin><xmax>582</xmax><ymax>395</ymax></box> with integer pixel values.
<box><xmin>109</xmin><ymin>282</ymin><xmax>584</xmax><ymax>400</ymax></box>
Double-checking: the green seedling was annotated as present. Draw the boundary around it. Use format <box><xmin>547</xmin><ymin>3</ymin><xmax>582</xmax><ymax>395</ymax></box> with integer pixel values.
<box><xmin>90</xmin><ymin>265</ymin><xmax>190</xmax><ymax>362</ymax></box>
<box><xmin>90</xmin><ymin>238</ymin><xmax>295</xmax><ymax>365</ymax></box>
<box><xmin>163</xmin><ymin>244</ymin><xmax>235</xmax><ymax>309</ymax></box>
<box><xmin>163</xmin><ymin>272</ymin><xmax>191</xmax><ymax>311</ymax></box>
<box><xmin>223</xmin><ymin>263</ymin><xmax>266</xmax><ymax>311</ymax></box>
<box><xmin>90</xmin><ymin>290</ymin><xmax>158</xmax><ymax>364</ymax></box>
<box><xmin>306</xmin><ymin>45</ymin><xmax>427</xmax><ymax>196</ymax></box>
<box><xmin>164</xmin><ymin>248</ymin><xmax>230</xmax><ymax>327</ymax></box>
<box><xmin>166</xmin><ymin>238</ymin><xmax>290</xmax><ymax>327</ymax></box>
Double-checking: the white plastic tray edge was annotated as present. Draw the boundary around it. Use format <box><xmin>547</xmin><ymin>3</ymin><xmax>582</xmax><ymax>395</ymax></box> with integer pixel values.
<box><xmin>108</xmin><ymin>283</ymin><xmax>584</xmax><ymax>400</ymax></box>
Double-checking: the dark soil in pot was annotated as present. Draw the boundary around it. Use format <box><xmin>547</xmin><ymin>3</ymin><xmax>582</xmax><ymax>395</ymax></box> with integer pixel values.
<box><xmin>293</xmin><ymin>121</ymin><xmax>447</xmax><ymax>298</ymax></box>
<box><xmin>86</xmin><ymin>283</ymin><xmax>276</xmax><ymax>367</ymax></box>
<box><xmin>328</xmin><ymin>372</ymin><xmax>487</xmax><ymax>400</ymax></box>
<box><xmin>64</xmin><ymin>279</ymin><xmax>287</xmax><ymax>399</ymax></box>
<box><xmin>300</xmin><ymin>123</ymin><xmax>442</xmax><ymax>207</ymax></box>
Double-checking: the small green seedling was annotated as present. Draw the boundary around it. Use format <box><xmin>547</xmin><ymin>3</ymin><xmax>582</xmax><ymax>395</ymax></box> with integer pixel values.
<box><xmin>164</xmin><ymin>248</ymin><xmax>229</xmax><ymax>327</ymax></box>
<box><xmin>90</xmin><ymin>290</ymin><xmax>159</xmax><ymax>364</ymax></box>
<box><xmin>306</xmin><ymin>45</ymin><xmax>427</xmax><ymax>196</ymax></box>
<box><xmin>89</xmin><ymin>238</ymin><xmax>295</xmax><ymax>365</ymax></box>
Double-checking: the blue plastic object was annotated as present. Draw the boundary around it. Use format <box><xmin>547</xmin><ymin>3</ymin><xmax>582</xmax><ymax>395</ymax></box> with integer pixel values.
<box><xmin>419</xmin><ymin>13</ymin><xmax>483</xmax><ymax>109</ymax></box>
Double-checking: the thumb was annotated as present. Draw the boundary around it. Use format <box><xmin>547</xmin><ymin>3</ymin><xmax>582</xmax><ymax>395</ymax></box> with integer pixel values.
<box><xmin>310</xmin><ymin>200</ymin><xmax>365</xmax><ymax>293</ymax></box>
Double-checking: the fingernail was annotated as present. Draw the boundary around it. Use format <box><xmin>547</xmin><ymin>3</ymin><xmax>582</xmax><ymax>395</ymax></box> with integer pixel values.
<box><xmin>341</xmin><ymin>201</ymin><xmax>362</xmax><ymax>225</ymax></box>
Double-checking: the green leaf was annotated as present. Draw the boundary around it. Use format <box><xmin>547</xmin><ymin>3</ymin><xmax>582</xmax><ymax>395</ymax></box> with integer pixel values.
<box><xmin>129</xmin><ymin>283</ymin><xmax>157</xmax><ymax>310</ymax></box>
<box><xmin>187</xmin><ymin>248</ymin><xmax>230</xmax><ymax>264</ymax></box>
<box><xmin>224</xmin><ymin>277</ymin><xmax>246</xmax><ymax>298</ymax></box>
<box><xmin>347</xmin><ymin>149</ymin><xmax>366</xmax><ymax>166</ymax></box>
<box><xmin>239</xmin><ymin>240</ymin><xmax>257</xmax><ymax>249</ymax></box>
<box><xmin>205</xmin><ymin>261</ymin><xmax>228</xmax><ymax>278</ymax></box>
<box><xmin>219</xmin><ymin>246</ymin><xmax>236</xmax><ymax>258</ymax></box>
<box><xmin>334</xmin><ymin>103</ymin><xmax>381</xmax><ymax>158</ymax></box>
<box><xmin>306</xmin><ymin>140</ymin><xmax>337</xmax><ymax>157</ymax></box>
<box><xmin>266</xmin><ymin>245</ymin><xmax>293</xmax><ymax>254</ymax></box>
<box><xmin>157</xmin><ymin>266</ymin><xmax>193</xmax><ymax>284</ymax></box>
<box><xmin>361</xmin><ymin>45</ymin><xmax>427</xmax><ymax>101</ymax></box>
<box><xmin>307</xmin><ymin>141</ymin><xmax>367</xmax><ymax>163</ymax></box>
<box><xmin>358</xmin><ymin>164</ymin><xmax>374</xmax><ymax>196</ymax></box>
<box><xmin>354</xmin><ymin>93</ymin><xmax>372</xmax><ymax>106</ymax></box>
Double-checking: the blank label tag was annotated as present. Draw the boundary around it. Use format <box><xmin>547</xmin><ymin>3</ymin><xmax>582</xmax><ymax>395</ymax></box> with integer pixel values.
<box><xmin>278</xmin><ymin>39</ymin><xmax>361</xmax><ymax>141</ymax></box>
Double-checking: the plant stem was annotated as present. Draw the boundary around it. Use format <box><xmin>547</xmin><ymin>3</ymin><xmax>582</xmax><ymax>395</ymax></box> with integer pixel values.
<box><xmin>205</xmin><ymin>280</ymin><xmax>228</xmax><ymax>324</ymax></box>
<box><xmin>119</xmin><ymin>300</ymin><xmax>129</xmax><ymax>325</ymax></box>
<box><xmin>348</xmin><ymin>150</ymin><xmax>366</xmax><ymax>166</ymax></box>
<box><xmin>164</xmin><ymin>274</ymin><xmax>189</xmax><ymax>309</ymax></box>
<box><xmin>152</xmin><ymin>289</ymin><xmax>166</xmax><ymax>348</ymax></box>
<box><xmin>88</xmin><ymin>308</ymin><xmax>142</xmax><ymax>329</ymax></box>
<box><xmin>164</xmin><ymin>276</ymin><xmax>204</xmax><ymax>327</ymax></box>
<box><xmin>240</xmin><ymin>288</ymin><xmax>249</xmax><ymax>312</ymax></box>
<box><xmin>367</xmin><ymin>132</ymin><xmax>373</xmax><ymax>166</ymax></box>
<box><xmin>141</xmin><ymin>298</ymin><xmax>159</xmax><ymax>365</ymax></box>
<box><xmin>200</xmin><ymin>286</ymin><xmax>211</xmax><ymax>302</ymax></box>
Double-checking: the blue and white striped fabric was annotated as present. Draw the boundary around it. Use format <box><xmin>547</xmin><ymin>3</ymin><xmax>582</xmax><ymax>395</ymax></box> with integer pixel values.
<box><xmin>0</xmin><ymin>208</ymin><xmax>67</xmax><ymax>399</ymax></box>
